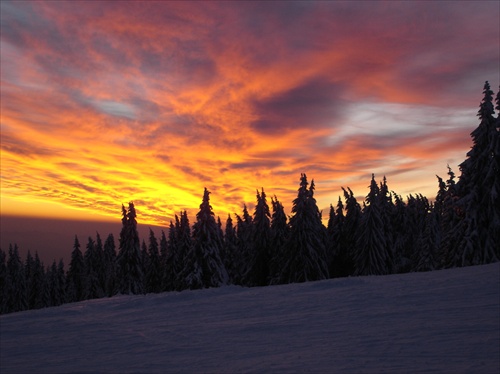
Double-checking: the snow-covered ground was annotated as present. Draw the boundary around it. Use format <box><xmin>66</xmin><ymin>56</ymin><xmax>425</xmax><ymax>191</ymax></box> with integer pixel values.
<box><xmin>1</xmin><ymin>263</ymin><xmax>499</xmax><ymax>373</ymax></box>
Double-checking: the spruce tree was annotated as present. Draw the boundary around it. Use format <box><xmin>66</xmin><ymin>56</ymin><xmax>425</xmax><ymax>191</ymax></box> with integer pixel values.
<box><xmin>354</xmin><ymin>174</ymin><xmax>391</xmax><ymax>276</ymax></box>
<box><xmin>278</xmin><ymin>174</ymin><xmax>329</xmax><ymax>283</ymax></box>
<box><xmin>160</xmin><ymin>230</ymin><xmax>168</xmax><ymax>291</ymax></box>
<box><xmin>25</xmin><ymin>250</ymin><xmax>35</xmax><ymax>309</ymax></box>
<box><xmin>453</xmin><ymin>82</ymin><xmax>499</xmax><ymax>265</ymax></box>
<box><xmin>103</xmin><ymin>233</ymin><xmax>117</xmax><ymax>297</ymax></box>
<box><xmin>66</xmin><ymin>236</ymin><xmax>85</xmax><ymax>302</ymax></box>
<box><xmin>116</xmin><ymin>202</ymin><xmax>144</xmax><ymax>294</ymax></box>
<box><xmin>94</xmin><ymin>232</ymin><xmax>105</xmax><ymax>293</ymax></box>
<box><xmin>84</xmin><ymin>236</ymin><xmax>104</xmax><ymax>300</ymax></box>
<box><xmin>391</xmin><ymin>193</ymin><xmax>409</xmax><ymax>273</ymax></box>
<box><xmin>0</xmin><ymin>248</ymin><xmax>7</xmax><ymax>314</ymax></box>
<box><xmin>164</xmin><ymin>220</ymin><xmax>178</xmax><ymax>291</ymax></box>
<box><xmin>268</xmin><ymin>195</ymin><xmax>289</xmax><ymax>284</ymax></box>
<box><xmin>6</xmin><ymin>244</ymin><xmax>27</xmax><ymax>313</ymax></box>
<box><xmin>234</xmin><ymin>204</ymin><xmax>253</xmax><ymax>285</ymax></box>
<box><xmin>30</xmin><ymin>252</ymin><xmax>48</xmax><ymax>309</ymax></box>
<box><xmin>244</xmin><ymin>188</ymin><xmax>272</xmax><ymax>286</ymax></box>
<box><xmin>328</xmin><ymin>197</ymin><xmax>350</xmax><ymax>278</ymax></box>
<box><xmin>181</xmin><ymin>188</ymin><xmax>228</xmax><ymax>289</ymax></box>
<box><xmin>223</xmin><ymin>214</ymin><xmax>239</xmax><ymax>284</ymax></box>
<box><xmin>146</xmin><ymin>229</ymin><xmax>162</xmax><ymax>293</ymax></box>
<box><xmin>413</xmin><ymin>207</ymin><xmax>439</xmax><ymax>272</ymax></box>
<box><xmin>340</xmin><ymin>187</ymin><xmax>361</xmax><ymax>276</ymax></box>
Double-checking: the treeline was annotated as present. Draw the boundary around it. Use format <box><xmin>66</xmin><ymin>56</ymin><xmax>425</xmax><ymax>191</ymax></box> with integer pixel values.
<box><xmin>1</xmin><ymin>82</ymin><xmax>498</xmax><ymax>315</ymax></box>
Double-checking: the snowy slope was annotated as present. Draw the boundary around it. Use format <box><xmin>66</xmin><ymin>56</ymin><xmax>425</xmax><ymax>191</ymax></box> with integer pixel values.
<box><xmin>1</xmin><ymin>263</ymin><xmax>499</xmax><ymax>374</ymax></box>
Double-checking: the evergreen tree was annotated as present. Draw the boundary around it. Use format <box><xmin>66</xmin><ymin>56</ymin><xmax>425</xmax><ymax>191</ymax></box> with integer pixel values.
<box><xmin>223</xmin><ymin>214</ymin><xmax>239</xmax><ymax>284</ymax></box>
<box><xmin>116</xmin><ymin>202</ymin><xmax>144</xmax><ymax>295</ymax></box>
<box><xmin>6</xmin><ymin>244</ymin><xmax>27</xmax><ymax>313</ymax></box>
<box><xmin>354</xmin><ymin>175</ymin><xmax>392</xmax><ymax>276</ymax></box>
<box><xmin>103</xmin><ymin>233</ymin><xmax>117</xmax><ymax>297</ymax></box>
<box><xmin>164</xmin><ymin>220</ymin><xmax>178</xmax><ymax>291</ymax></box>
<box><xmin>413</xmin><ymin>207</ymin><xmax>439</xmax><ymax>272</ymax></box>
<box><xmin>234</xmin><ymin>204</ymin><xmax>253</xmax><ymax>285</ymax></box>
<box><xmin>328</xmin><ymin>197</ymin><xmax>350</xmax><ymax>278</ymax></box>
<box><xmin>391</xmin><ymin>193</ymin><xmax>409</xmax><ymax>273</ymax></box>
<box><xmin>145</xmin><ymin>229</ymin><xmax>162</xmax><ymax>293</ymax></box>
<box><xmin>84</xmin><ymin>236</ymin><xmax>104</xmax><ymax>300</ymax></box>
<box><xmin>244</xmin><ymin>188</ymin><xmax>272</xmax><ymax>286</ymax></box>
<box><xmin>66</xmin><ymin>236</ymin><xmax>85</xmax><ymax>302</ymax></box>
<box><xmin>141</xmin><ymin>239</ymin><xmax>150</xmax><ymax>291</ymax></box>
<box><xmin>94</xmin><ymin>232</ymin><xmax>106</xmax><ymax>293</ymax></box>
<box><xmin>278</xmin><ymin>174</ymin><xmax>329</xmax><ymax>283</ymax></box>
<box><xmin>24</xmin><ymin>250</ymin><xmax>35</xmax><ymax>309</ymax></box>
<box><xmin>47</xmin><ymin>259</ymin><xmax>66</xmax><ymax>307</ymax></box>
<box><xmin>181</xmin><ymin>188</ymin><xmax>228</xmax><ymax>289</ymax></box>
<box><xmin>0</xmin><ymin>248</ymin><xmax>7</xmax><ymax>314</ymax></box>
<box><xmin>30</xmin><ymin>252</ymin><xmax>48</xmax><ymax>309</ymax></box>
<box><xmin>439</xmin><ymin>166</ymin><xmax>463</xmax><ymax>267</ymax></box>
<box><xmin>378</xmin><ymin>176</ymin><xmax>395</xmax><ymax>268</ymax></box>
<box><xmin>340</xmin><ymin>187</ymin><xmax>361</xmax><ymax>276</ymax></box>
<box><xmin>268</xmin><ymin>195</ymin><xmax>289</xmax><ymax>284</ymax></box>
<box><xmin>452</xmin><ymin>82</ymin><xmax>499</xmax><ymax>265</ymax></box>
<box><xmin>160</xmin><ymin>230</ymin><xmax>168</xmax><ymax>291</ymax></box>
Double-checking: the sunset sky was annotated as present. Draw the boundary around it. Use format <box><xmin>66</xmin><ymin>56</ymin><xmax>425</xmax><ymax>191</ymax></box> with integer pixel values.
<box><xmin>1</xmin><ymin>0</ymin><xmax>499</xmax><ymax>229</ymax></box>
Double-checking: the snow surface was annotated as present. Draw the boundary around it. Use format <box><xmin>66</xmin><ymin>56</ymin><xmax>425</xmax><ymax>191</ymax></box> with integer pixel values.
<box><xmin>1</xmin><ymin>263</ymin><xmax>499</xmax><ymax>373</ymax></box>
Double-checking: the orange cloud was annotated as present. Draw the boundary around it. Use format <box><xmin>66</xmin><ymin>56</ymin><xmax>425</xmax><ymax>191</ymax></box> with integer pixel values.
<box><xmin>1</xmin><ymin>1</ymin><xmax>498</xmax><ymax>227</ymax></box>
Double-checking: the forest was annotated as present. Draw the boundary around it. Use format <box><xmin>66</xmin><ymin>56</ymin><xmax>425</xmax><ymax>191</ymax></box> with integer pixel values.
<box><xmin>1</xmin><ymin>82</ymin><xmax>499</xmax><ymax>315</ymax></box>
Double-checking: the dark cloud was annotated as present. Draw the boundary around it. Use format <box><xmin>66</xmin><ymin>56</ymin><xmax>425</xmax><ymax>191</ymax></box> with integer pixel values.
<box><xmin>250</xmin><ymin>78</ymin><xmax>346</xmax><ymax>135</ymax></box>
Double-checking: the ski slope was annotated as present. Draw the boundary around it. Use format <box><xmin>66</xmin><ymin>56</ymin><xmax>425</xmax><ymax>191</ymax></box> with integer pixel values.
<box><xmin>1</xmin><ymin>263</ymin><xmax>499</xmax><ymax>373</ymax></box>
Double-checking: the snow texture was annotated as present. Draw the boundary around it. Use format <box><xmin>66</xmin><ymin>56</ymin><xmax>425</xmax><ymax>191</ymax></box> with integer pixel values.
<box><xmin>1</xmin><ymin>263</ymin><xmax>499</xmax><ymax>373</ymax></box>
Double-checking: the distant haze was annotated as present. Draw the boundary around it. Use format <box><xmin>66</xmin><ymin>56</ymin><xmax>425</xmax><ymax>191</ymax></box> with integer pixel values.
<box><xmin>0</xmin><ymin>215</ymin><xmax>165</xmax><ymax>267</ymax></box>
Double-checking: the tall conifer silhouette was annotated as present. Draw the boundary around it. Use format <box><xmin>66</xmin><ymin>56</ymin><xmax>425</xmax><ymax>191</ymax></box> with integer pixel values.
<box><xmin>278</xmin><ymin>174</ymin><xmax>329</xmax><ymax>283</ymax></box>
<box><xmin>116</xmin><ymin>202</ymin><xmax>144</xmax><ymax>294</ymax></box>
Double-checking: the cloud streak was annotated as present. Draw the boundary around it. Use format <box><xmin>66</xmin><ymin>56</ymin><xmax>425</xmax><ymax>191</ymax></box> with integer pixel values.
<box><xmin>1</xmin><ymin>1</ymin><xmax>499</xmax><ymax>225</ymax></box>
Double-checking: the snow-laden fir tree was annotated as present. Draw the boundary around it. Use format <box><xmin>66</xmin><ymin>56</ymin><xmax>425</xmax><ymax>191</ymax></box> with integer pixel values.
<box><xmin>84</xmin><ymin>236</ymin><xmax>104</xmax><ymax>300</ymax></box>
<box><xmin>5</xmin><ymin>244</ymin><xmax>27</xmax><ymax>313</ymax></box>
<box><xmin>413</xmin><ymin>206</ymin><xmax>440</xmax><ymax>272</ymax></box>
<box><xmin>163</xmin><ymin>221</ymin><xmax>178</xmax><ymax>291</ymax></box>
<box><xmin>66</xmin><ymin>236</ymin><xmax>85</xmax><ymax>302</ymax></box>
<box><xmin>234</xmin><ymin>204</ymin><xmax>253</xmax><ymax>286</ymax></box>
<box><xmin>453</xmin><ymin>82</ymin><xmax>499</xmax><ymax>266</ymax></box>
<box><xmin>181</xmin><ymin>188</ymin><xmax>228</xmax><ymax>289</ymax></box>
<box><xmin>103</xmin><ymin>233</ymin><xmax>117</xmax><ymax>297</ymax></box>
<box><xmin>244</xmin><ymin>188</ymin><xmax>272</xmax><ymax>286</ymax></box>
<box><xmin>24</xmin><ymin>250</ymin><xmax>35</xmax><ymax>309</ymax></box>
<box><xmin>327</xmin><ymin>196</ymin><xmax>350</xmax><ymax>278</ymax></box>
<box><xmin>223</xmin><ymin>214</ymin><xmax>240</xmax><ymax>284</ymax></box>
<box><xmin>340</xmin><ymin>187</ymin><xmax>361</xmax><ymax>276</ymax></box>
<box><xmin>378</xmin><ymin>177</ymin><xmax>395</xmax><ymax>266</ymax></box>
<box><xmin>141</xmin><ymin>240</ymin><xmax>150</xmax><ymax>288</ymax></box>
<box><xmin>116</xmin><ymin>202</ymin><xmax>144</xmax><ymax>295</ymax></box>
<box><xmin>354</xmin><ymin>174</ymin><xmax>392</xmax><ymax>276</ymax></box>
<box><xmin>160</xmin><ymin>230</ymin><xmax>168</xmax><ymax>291</ymax></box>
<box><xmin>167</xmin><ymin>212</ymin><xmax>192</xmax><ymax>291</ymax></box>
<box><xmin>94</xmin><ymin>233</ymin><xmax>106</xmax><ymax>294</ymax></box>
<box><xmin>268</xmin><ymin>195</ymin><xmax>289</xmax><ymax>284</ymax></box>
<box><xmin>29</xmin><ymin>252</ymin><xmax>48</xmax><ymax>309</ymax></box>
<box><xmin>0</xmin><ymin>248</ymin><xmax>8</xmax><ymax>314</ymax></box>
<box><xmin>278</xmin><ymin>174</ymin><xmax>329</xmax><ymax>283</ymax></box>
<box><xmin>390</xmin><ymin>193</ymin><xmax>408</xmax><ymax>273</ymax></box>
<box><xmin>177</xmin><ymin>211</ymin><xmax>192</xmax><ymax>288</ymax></box>
<box><xmin>439</xmin><ymin>166</ymin><xmax>463</xmax><ymax>267</ymax></box>
<box><xmin>146</xmin><ymin>229</ymin><xmax>162</xmax><ymax>293</ymax></box>
<box><xmin>47</xmin><ymin>259</ymin><xmax>66</xmax><ymax>307</ymax></box>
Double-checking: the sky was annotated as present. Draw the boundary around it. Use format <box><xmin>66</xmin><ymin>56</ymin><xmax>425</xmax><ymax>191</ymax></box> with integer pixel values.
<box><xmin>1</xmin><ymin>0</ymin><xmax>500</xmax><ymax>231</ymax></box>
